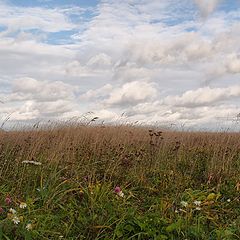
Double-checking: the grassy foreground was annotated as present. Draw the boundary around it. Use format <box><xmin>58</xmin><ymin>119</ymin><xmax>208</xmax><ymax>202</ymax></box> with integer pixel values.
<box><xmin>0</xmin><ymin>125</ymin><xmax>239</xmax><ymax>239</ymax></box>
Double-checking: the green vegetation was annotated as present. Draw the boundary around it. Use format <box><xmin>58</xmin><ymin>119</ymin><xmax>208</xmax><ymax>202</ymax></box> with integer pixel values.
<box><xmin>0</xmin><ymin>126</ymin><xmax>239</xmax><ymax>239</ymax></box>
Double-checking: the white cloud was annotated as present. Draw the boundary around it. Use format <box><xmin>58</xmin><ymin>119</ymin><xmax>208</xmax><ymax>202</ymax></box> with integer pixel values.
<box><xmin>0</xmin><ymin>0</ymin><xmax>240</xmax><ymax>130</ymax></box>
<box><xmin>0</xmin><ymin>37</ymin><xmax>75</xmax><ymax>84</ymax></box>
<box><xmin>11</xmin><ymin>99</ymin><xmax>74</xmax><ymax>120</ymax></box>
<box><xmin>226</xmin><ymin>54</ymin><xmax>240</xmax><ymax>74</ymax></box>
<box><xmin>80</xmin><ymin>84</ymin><xmax>112</xmax><ymax>101</ymax></box>
<box><xmin>0</xmin><ymin>3</ymin><xmax>76</xmax><ymax>33</ymax></box>
<box><xmin>87</xmin><ymin>53</ymin><xmax>112</xmax><ymax>68</ymax></box>
<box><xmin>105</xmin><ymin>81</ymin><xmax>157</xmax><ymax>107</ymax></box>
<box><xmin>194</xmin><ymin>0</ymin><xmax>221</xmax><ymax>17</ymax></box>
<box><xmin>64</xmin><ymin>61</ymin><xmax>96</xmax><ymax>77</ymax></box>
<box><xmin>8</xmin><ymin>77</ymin><xmax>77</xmax><ymax>102</ymax></box>
<box><xmin>164</xmin><ymin>86</ymin><xmax>240</xmax><ymax>107</ymax></box>
<box><xmin>93</xmin><ymin>109</ymin><xmax>119</xmax><ymax>121</ymax></box>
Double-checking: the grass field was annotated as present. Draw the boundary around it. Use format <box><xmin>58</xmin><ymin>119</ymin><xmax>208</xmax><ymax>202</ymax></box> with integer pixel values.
<box><xmin>0</xmin><ymin>125</ymin><xmax>239</xmax><ymax>239</ymax></box>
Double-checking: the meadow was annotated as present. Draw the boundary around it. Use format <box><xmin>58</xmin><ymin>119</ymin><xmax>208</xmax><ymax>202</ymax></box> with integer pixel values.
<box><xmin>0</xmin><ymin>124</ymin><xmax>239</xmax><ymax>239</ymax></box>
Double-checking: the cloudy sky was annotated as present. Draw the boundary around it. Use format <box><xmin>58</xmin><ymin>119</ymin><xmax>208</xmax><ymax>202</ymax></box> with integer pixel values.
<box><xmin>0</xmin><ymin>0</ymin><xmax>240</xmax><ymax>130</ymax></box>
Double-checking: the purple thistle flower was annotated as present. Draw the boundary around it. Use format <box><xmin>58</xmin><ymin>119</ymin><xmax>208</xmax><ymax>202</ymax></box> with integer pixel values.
<box><xmin>5</xmin><ymin>196</ymin><xmax>11</xmax><ymax>205</ymax></box>
<box><xmin>0</xmin><ymin>207</ymin><xmax>4</xmax><ymax>213</ymax></box>
<box><xmin>114</xmin><ymin>186</ymin><xmax>121</xmax><ymax>193</ymax></box>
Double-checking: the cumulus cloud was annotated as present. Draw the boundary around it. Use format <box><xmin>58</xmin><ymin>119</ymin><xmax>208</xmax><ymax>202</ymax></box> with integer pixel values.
<box><xmin>9</xmin><ymin>77</ymin><xmax>77</xmax><ymax>102</ymax></box>
<box><xmin>11</xmin><ymin>99</ymin><xmax>74</xmax><ymax>120</ymax></box>
<box><xmin>80</xmin><ymin>84</ymin><xmax>112</xmax><ymax>101</ymax></box>
<box><xmin>194</xmin><ymin>0</ymin><xmax>221</xmax><ymax>17</ymax></box>
<box><xmin>0</xmin><ymin>0</ymin><xmax>240</xmax><ymax>130</ymax></box>
<box><xmin>0</xmin><ymin>37</ymin><xmax>75</xmax><ymax>84</ymax></box>
<box><xmin>0</xmin><ymin>3</ymin><xmax>76</xmax><ymax>34</ymax></box>
<box><xmin>164</xmin><ymin>86</ymin><xmax>240</xmax><ymax>108</ymax></box>
<box><xmin>87</xmin><ymin>53</ymin><xmax>112</xmax><ymax>68</ymax></box>
<box><xmin>104</xmin><ymin>81</ymin><xmax>157</xmax><ymax>107</ymax></box>
<box><xmin>226</xmin><ymin>54</ymin><xmax>240</xmax><ymax>73</ymax></box>
<box><xmin>93</xmin><ymin>109</ymin><xmax>119</xmax><ymax>121</ymax></box>
<box><xmin>64</xmin><ymin>61</ymin><xmax>96</xmax><ymax>77</ymax></box>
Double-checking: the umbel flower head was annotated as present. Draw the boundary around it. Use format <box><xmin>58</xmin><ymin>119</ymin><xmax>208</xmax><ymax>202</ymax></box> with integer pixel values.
<box><xmin>22</xmin><ymin>160</ymin><xmax>42</xmax><ymax>166</ymax></box>
<box><xmin>180</xmin><ymin>201</ymin><xmax>188</xmax><ymax>207</ymax></box>
<box><xmin>26</xmin><ymin>223</ymin><xmax>33</xmax><ymax>231</ymax></box>
<box><xmin>194</xmin><ymin>200</ymin><xmax>201</xmax><ymax>206</ymax></box>
<box><xmin>19</xmin><ymin>202</ymin><xmax>27</xmax><ymax>209</ymax></box>
<box><xmin>9</xmin><ymin>208</ymin><xmax>17</xmax><ymax>214</ymax></box>
<box><xmin>12</xmin><ymin>216</ymin><xmax>20</xmax><ymax>225</ymax></box>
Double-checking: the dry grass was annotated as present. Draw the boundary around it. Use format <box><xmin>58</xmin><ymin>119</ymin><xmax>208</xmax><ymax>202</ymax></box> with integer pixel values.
<box><xmin>1</xmin><ymin>126</ymin><xmax>239</xmax><ymax>185</ymax></box>
<box><xmin>0</xmin><ymin>125</ymin><xmax>239</xmax><ymax>239</ymax></box>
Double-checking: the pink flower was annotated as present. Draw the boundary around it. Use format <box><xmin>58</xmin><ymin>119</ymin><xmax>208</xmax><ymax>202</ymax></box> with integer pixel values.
<box><xmin>114</xmin><ymin>186</ymin><xmax>121</xmax><ymax>193</ymax></box>
<box><xmin>0</xmin><ymin>207</ymin><xmax>4</xmax><ymax>213</ymax></box>
<box><xmin>5</xmin><ymin>196</ymin><xmax>11</xmax><ymax>205</ymax></box>
<box><xmin>114</xmin><ymin>186</ymin><xmax>124</xmax><ymax>197</ymax></box>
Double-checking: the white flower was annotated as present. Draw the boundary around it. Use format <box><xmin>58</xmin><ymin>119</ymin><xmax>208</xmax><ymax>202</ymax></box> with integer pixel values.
<box><xmin>22</xmin><ymin>160</ymin><xmax>42</xmax><ymax>166</ymax></box>
<box><xmin>195</xmin><ymin>207</ymin><xmax>201</xmax><ymax>211</ymax></box>
<box><xmin>9</xmin><ymin>208</ymin><xmax>17</xmax><ymax>214</ymax></box>
<box><xmin>180</xmin><ymin>201</ymin><xmax>188</xmax><ymax>207</ymax></box>
<box><xmin>194</xmin><ymin>200</ymin><xmax>201</xmax><ymax>206</ymax></box>
<box><xmin>117</xmin><ymin>191</ymin><xmax>124</xmax><ymax>197</ymax></box>
<box><xmin>26</xmin><ymin>223</ymin><xmax>33</xmax><ymax>231</ymax></box>
<box><xmin>12</xmin><ymin>216</ymin><xmax>20</xmax><ymax>224</ymax></box>
<box><xmin>19</xmin><ymin>202</ymin><xmax>27</xmax><ymax>209</ymax></box>
<box><xmin>179</xmin><ymin>208</ymin><xmax>186</xmax><ymax>213</ymax></box>
<box><xmin>227</xmin><ymin>199</ymin><xmax>231</xmax><ymax>202</ymax></box>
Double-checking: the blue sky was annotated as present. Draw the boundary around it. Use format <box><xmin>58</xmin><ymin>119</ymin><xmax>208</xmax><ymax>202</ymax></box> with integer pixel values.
<box><xmin>0</xmin><ymin>0</ymin><xmax>240</xmax><ymax>130</ymax></box>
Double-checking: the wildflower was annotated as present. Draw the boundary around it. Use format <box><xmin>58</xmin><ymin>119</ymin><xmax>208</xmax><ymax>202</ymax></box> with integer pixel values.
<box><xmin>227</xmin><ymin>199</ymin><xmax>231</xmax><ymax>202</ymax></box>
<box><xmin>5</xmin><ymin>196</ymin><xmax>11</xmax><ymax>205</ymax></box>
<box><xmin>180</xmin><ymin>201</ymin><xmax>188</xmax><ymax>207</ymax></box>
<box><xmin>26</xmin><ymin>223</ymin><xmax>33</xmax><ymax>231</ymax></box>
<box><xmin>12</xmin><ymin>216</ymin><xmax>20</xmax><ymax>225</ymax></box>
<box><xmin>195</xmin><ymin>207</ymin><xmax>201</xmax><ymax>211</ymax></box>
<box><xmin>114</xmin><ymin>186</ymin><xmax>124</xmax><ymax>197</ymax></box>
<box><xmin>118</xmin><ymin>191</ymin><xmax>124</xmax><ymax>197</ymax></box>
<box><xmin>22</xmin><ymin>160</ymin><xmax>42</xmax><ymax>166</ymax></box>
<box><xmin>9</xmin><ymin>208</ymin><xmax>17</xmax><ymax>214</ymax></box>
<box><xmin>0</xmin><ymin>207</ymin><xmax>4</xmax><ymax>213</ymax></box>
<box><xmin>207</xmin><ymin>193</ymin><xmax>216</xmax><ymax>201</ymax></box>
<box><xmin>193</xmin><ymin>200</ymin><xmax>201</xmax><ymax>206</ymax></box>
<box><xmin>115</xmin><ymin>186</ymin><xmax>121</xmax><ymax>193</ymax></box>
<box><xmin>19</xmin><ymin>202</ymin><xmax>27</xmax><ymax>209</ymax></box>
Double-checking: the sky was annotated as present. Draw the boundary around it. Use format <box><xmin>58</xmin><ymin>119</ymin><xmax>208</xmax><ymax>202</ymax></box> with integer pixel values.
<box><xmin>0</xmin><ymin>0</ymin><xmax>240</xmax><ymax>130</ymax></box>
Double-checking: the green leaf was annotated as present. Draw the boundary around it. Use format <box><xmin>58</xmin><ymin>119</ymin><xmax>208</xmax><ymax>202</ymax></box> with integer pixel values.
<box><xmin>166</xmin><ymin>219</ymin><xmax>183</xmax><ymax>233</ymax></box>
<box><xmin>124</xmin><ymin>224</ymin><xmax>134</xmax><ymax>232</ymax></box>
<box><xmin>115</xmin><ymin>228</ymin><xmax>123</xmax><ymax>238</ymax></box>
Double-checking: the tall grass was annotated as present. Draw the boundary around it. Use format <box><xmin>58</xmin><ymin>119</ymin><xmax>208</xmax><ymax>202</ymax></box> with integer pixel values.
<box><xmin>0</xmin><ymin>125</ymin><xmax>239</xmax><ymax>239</ymax></box>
